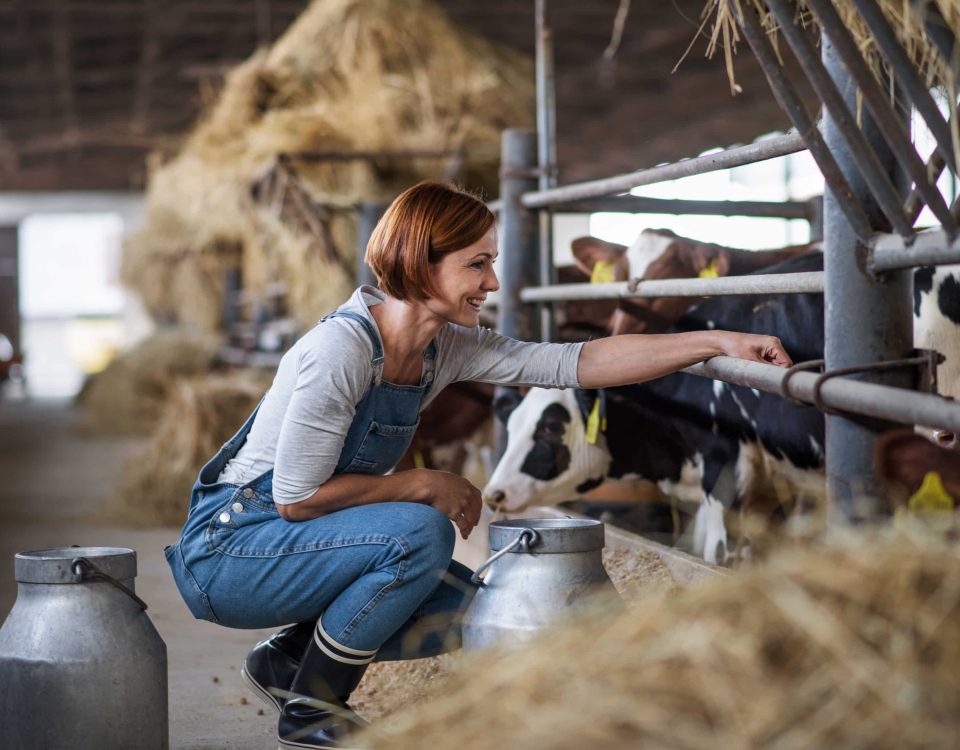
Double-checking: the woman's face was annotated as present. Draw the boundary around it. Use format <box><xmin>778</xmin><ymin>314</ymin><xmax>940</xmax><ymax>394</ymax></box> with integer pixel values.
<box><xmin>424</xmin><ymin>226</ymin><xmax>499</xmax><ymax>327</ymax></box>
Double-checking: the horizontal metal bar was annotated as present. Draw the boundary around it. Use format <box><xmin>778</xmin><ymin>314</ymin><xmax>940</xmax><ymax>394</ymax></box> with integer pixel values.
<box><xmin>685</xmin><ymin>356</ymin><xmax>960</xmax><ymax>434</ymax></box>
<box><xmin>517</xmin><ymin>271</ymin><xmax>824</xmax><ymax>302</ymax></box>
<box><xmin>520</xmin><ymin>132</ymin><xmax>807</xmax><ymax>209</ymax></box>
<box><xmin>870</xmin><ymin>229</ymin><xmax>960</xmax><ymax>272</ymax></box>
<box><xmin>735</xmin><ymin>3</ymin><xmax>874</xmax><ymax>244</ymax></box>
<box><xmin>805</xmin><ymin>0</ymin><xmax>956</xmax><ymax>233</ymax></box>
<box><xmin>550</xmin><ymin>195</ymin><xmax>812</xmax><ymax>219</ymax></box>
<box><xmin>765</xmin><ymin>0</ymin><xmax>915</xmax><ymax>238</ymax></box>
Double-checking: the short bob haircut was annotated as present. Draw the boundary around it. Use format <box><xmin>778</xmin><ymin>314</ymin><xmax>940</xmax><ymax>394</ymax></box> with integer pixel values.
<box><xmin>364</xmin><ymin>181</ymin><xmax>495</xmax><ymax>301</ymax></box>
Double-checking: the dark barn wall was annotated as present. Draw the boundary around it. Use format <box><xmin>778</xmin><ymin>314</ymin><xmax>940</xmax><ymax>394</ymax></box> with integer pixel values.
<box><xmin>0</xmin><ymin>0</ymin><xmax>804</xmax><ymax>191</ymax></box>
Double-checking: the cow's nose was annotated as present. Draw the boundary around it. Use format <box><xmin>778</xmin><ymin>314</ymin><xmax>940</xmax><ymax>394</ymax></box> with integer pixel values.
<box><xmin>484</xmin><ymin>489</ymin><xmax>505</xmax><ymax>510</ymax></box>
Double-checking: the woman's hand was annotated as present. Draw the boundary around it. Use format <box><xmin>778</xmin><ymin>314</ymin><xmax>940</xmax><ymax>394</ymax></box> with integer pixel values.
<box><xmin>716</xmin><ymin>331</ymin><xmax>792</xmax><ymax>367</ymax></box>
<box><xmin>411</xmin><ymin>469</ymin><xmax>482</xmax><ymax>539</ymax></box>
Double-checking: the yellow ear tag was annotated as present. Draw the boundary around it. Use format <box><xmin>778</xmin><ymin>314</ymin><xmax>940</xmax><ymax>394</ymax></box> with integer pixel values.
<box><xmin>413</xmin><ymin>449</ymin><xmax>426</xmax><ymax>470</ymax></box>
<box><xmin>698</xmin><ymin>258</ymin><xmax>720</xmax><ymax>278</ymax></box>
<box><xmin>585</xmin><ymin>397</ymin><xmax>602</xmax><ymax>445</ymax></box>
<box><xmin>590</xmin><ymin>259</ymin><xmax>616</xmax><ymax>285</ymax></box>
<box><xmin>907</xmin><ymin>471</ymin><xmax>955</xmax><ymax>514</ymax></box>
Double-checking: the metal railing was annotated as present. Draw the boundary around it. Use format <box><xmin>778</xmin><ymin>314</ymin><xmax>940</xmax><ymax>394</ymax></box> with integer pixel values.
<box><xmin>496</xmin><ymin>0</ymin><xmax>960</xmax><ymax>521</ymax></box>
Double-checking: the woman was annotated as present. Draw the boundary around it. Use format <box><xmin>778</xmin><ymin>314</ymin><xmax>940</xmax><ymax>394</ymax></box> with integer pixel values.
<box><xmin>165</xmin><ymin>181</ymin><xmax>791</xmax><ymax>749</ymax></box>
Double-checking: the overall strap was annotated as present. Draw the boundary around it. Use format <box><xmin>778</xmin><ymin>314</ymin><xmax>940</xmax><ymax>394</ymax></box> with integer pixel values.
<box><xmin>324</xmin><ymin>310</ymin><xmax>384</xmax><ymax>367</ymax></box>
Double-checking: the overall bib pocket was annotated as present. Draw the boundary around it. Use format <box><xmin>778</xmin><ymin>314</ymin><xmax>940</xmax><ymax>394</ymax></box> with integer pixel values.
<box><xmin>343</xmin><ymin>420</ymin><xmax>419</xmax><ymax>473</ymax></box>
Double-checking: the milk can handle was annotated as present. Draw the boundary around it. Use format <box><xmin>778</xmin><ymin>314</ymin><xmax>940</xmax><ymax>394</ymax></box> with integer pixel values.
<box><xmin>470</xmin><ymin>529</ymin><xmax>540</xmax><ymax>586</ymax></box>
<box><xmin>72</xmin><ymin>557</ymin><xmax>149</xmax><ymax>611</ymax></box>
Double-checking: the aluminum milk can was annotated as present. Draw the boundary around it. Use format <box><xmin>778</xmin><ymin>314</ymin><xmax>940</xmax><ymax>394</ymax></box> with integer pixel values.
<box><xmin>0</xmin><ymin>547</ymin><xmax>169</xmax><ymax>750</ymax></box>
<box><xmin>462</xmin><ymin>518</ymin><xmax>621</xmax><ymax>650</ymax></box>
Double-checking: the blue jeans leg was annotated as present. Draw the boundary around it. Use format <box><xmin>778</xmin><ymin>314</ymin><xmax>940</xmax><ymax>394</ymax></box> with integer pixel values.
<box><xmin>375</xmin><ymin>559</ymin><xmax>477</xmax><ymax>661</ymax></box>
<box><xmin>190</xmin><ymin>501</ymin><xmax>458</xmax><ymax>653</ymax></box>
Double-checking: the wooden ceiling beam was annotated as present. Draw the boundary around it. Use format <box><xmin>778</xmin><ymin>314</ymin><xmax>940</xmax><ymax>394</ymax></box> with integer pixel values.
<box><xmin>131</xmin><ymin>0</ymin><xmax>160</xmax><ymax>136</ymax></box>
<box><xmin>51</xmin><ymin>0</ymin><xmax>80</xmax><ymax>142</ymax></box>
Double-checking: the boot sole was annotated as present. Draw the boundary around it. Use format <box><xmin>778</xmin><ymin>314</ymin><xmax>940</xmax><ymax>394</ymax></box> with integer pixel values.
<box><xmin>241</xmin><ymin>665</ymin><xmax>283</xmax><ymax>714</ymax></box>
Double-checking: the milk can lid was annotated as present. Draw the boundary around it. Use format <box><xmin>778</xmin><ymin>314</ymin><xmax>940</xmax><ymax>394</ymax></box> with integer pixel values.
<box><xmin>14</xmin><ymin>547</ymin><xmax>137</xmax><ymax>584</ymax></box>
<box><xmin>488</xmin><ymin>518</ymin><xmax>605</xmax><ymax>554</ymax></box>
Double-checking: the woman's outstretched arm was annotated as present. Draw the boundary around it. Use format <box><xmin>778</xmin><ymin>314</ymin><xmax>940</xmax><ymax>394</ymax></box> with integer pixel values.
<box><xmin>577</xmin><ymin>330</ymin><xmax>791</xmax><ymax>389</ymax></box>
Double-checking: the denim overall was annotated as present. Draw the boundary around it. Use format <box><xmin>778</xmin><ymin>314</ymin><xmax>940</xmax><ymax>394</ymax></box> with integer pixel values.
<box><xmin>165</xmin><ymin>311</ymin><xmax>476</xmax><ymax>659</ymax></box>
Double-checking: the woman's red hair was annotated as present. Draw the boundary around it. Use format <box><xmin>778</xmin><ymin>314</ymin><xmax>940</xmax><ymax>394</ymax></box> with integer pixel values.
<box><xmin>364</xmin><ymin>181</ymin><xmax>494</xmax><ymax>300</ymax></box>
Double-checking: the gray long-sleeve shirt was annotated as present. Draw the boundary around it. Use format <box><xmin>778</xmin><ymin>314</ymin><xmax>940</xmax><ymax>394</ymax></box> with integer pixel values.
<box><xmin>219</xmin><ymin>286</ymin><xmax>583</xmax><ymax>504</ymax></box>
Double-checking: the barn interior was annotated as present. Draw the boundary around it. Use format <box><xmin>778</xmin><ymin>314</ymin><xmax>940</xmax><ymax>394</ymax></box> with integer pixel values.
<box><xmin>2</xmin><ymin>1</ymin><xmax>960</xmax><ymax>749</ymax></box>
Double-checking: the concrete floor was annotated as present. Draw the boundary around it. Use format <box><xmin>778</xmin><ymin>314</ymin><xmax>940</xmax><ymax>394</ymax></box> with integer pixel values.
<box><xmin>0</xmin><ymin>399</ymin><xmax>302</xmax><ymax>749</ymax></box>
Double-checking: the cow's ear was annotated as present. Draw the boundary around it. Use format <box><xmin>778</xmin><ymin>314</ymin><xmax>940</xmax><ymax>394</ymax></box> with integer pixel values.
<box><xmin>570</xmin><ymin>237</ymin><xmax>627</xmax><ymax>277</ymax></box>
<box><xmin>493</xmin><ymin>390</ymin><xmax>522</xmax><ymax>424</ymax></box>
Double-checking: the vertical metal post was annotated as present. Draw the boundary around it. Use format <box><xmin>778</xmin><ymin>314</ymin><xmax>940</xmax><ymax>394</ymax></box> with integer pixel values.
<box><xmin>807</xmin><ymin>196</ymin><xmax>824</xmax><ymax>243</ymax></box>
<box><xmin>535</xmin><ymin>0</ymin><xmax>557</xmax><ymax>341</ymax></box>
<box><xmin>495</xmin><ymin>129</ymin><xmax>540</xmax><ymax>460</ymax></box>
<box><xmin>822</xmin><ymin>39</ymin><xmax>913</xmax><ymax>522</ymax></box>
<box><xmin>357</xmin><ymin>201</ymin><xmax>388</xmax><ymax>288</ymax></box>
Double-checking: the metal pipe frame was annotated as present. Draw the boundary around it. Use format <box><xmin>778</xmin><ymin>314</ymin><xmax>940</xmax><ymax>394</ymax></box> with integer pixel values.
<box><xmin>906</xmin><ymin>151</ymin><xmax>946</xmax><ymax>223</ymax></box>
<box><xmin>735</xmin><ymin>3</ymin><xmax>874</xmax><ymax>243</ymax></box>
<box><xmin>519</xmin><ymin>271</ymin><xmax>824</xmax><ymax>302</ymax></box>
<box><xmin>820</xmin><ymin>32</ymin><xmax>914</xmax><ymax>523</ymax></box>
<box><xmin>803</xmin><ymin>0</ymin><xmax>956</xmax><ymax>233</ymax></box>
<box><xmin>764</xmin><ymin>0</ymin><xmax>915</xmax><ymax>238</ymax></box>
<box><xmin>908</xmin><ymin>0</ymin><xmax>956</xmax><ymax>64</ymax></box>
<box><xmin>871</xmin><ymin>228</ymin><xmax>960</xmax><ymax>272</ymax></box>
<box><xmin>685</xmin><ymin>357</ymin><xmax>960</xmax><ymax>435</ymax></box>
<box><xmin>549</xmin><ymin>195</ymin><xmax>812</xmax><ymax>219</ymax></box>
<box><xmin>520</xmin><ymin>131</ymin><xmax>807</xmax><ymax>209</ymax></box>
<box><xmin>852</xmin><ymin>0</ymin><xmax>957</xmax><ymax>176</ymax></box>
<box><xmin>535</xmin><ymin>0</ymin><xmax>557</xmax><ymax>341</ymax></box>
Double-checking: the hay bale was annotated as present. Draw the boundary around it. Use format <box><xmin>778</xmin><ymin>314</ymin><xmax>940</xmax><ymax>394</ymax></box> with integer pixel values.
<box><xmin>364</xmin><ymin>530</ymin><xmax>960</xmax><ymax>750</ymax></box>
<box><xmin>123</xmin><ymin>0</ymin><xmax>533</xmax><ymax>332</ymax></box>
<box><xmin>101</xmin><ymin>371</ymin><xmax>271</xmax><ymax>526</ymax></box>
<box><xmin>75</xmin><ymin>329</ymin><xmax>221</xmax><ymax>435</ymax></box>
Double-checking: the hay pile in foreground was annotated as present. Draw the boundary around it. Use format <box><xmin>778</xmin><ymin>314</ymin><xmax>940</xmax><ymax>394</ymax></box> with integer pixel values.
<box><xmin>75</xmin><ymin>330</ymin><xmax>221</xmax><ymax>435</ymax></box>
<box><xmin>350</xmin><ymin>546</ymin><xmax>680</xmax><ymax>721</ymax></box>
<box><xmin>102</xmin><ymin>371</ymin><xmax>271</xmax><ymax>526</ymax></box>
<box><xmin>123</xmin><ymin>0</ymin><xmax>532</xmax><ymax>332</ymax></box>
<box><xmin>364</xmin><ymin>530</ymin><xmax>960</xmax><ymax>750</ymax></box>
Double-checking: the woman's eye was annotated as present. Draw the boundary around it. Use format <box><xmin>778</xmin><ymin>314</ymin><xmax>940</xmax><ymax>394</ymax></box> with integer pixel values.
<box><xmin>470</xmin><ymin>262</ymin><xmax>484</xmax><ymax>269</ymax></box>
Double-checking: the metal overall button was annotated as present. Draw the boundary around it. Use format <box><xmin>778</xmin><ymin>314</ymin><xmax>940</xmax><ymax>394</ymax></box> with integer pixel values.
<box><xmin>470</xmin><ymin>528</ymin><xmax>541</xmax><ymax>586</ymax></box>
<box><xmin>242</xmin><ymin>488</ymin><xmax>255</xmax><ymax>498</ymax></box>
<box><xmin>231</xmin><ymin>502</ymin><xmax>244</xmax><ymax>513</ymax></box>
<box><xmin>219</xmin><ymin>512</ymin><xmax>231</xmax><ymax>524</ymax></box>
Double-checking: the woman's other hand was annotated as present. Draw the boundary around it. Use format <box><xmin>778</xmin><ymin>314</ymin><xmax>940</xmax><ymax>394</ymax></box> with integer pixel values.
<box><xmin>412</xmin><ymin>469</ymin><xmax>482</xmax><ymax>539</ymax></box>
<box><xmin>717</xmin><ymin>331</ymin><xmax>792</xmax><ymax>367</ymax></box>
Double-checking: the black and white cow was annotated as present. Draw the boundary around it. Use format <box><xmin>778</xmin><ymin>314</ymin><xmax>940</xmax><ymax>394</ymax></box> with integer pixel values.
<box><xmin>486</xmin><ymin>253</ymin><xmax>827</xmax><ymax>564</ymax></box>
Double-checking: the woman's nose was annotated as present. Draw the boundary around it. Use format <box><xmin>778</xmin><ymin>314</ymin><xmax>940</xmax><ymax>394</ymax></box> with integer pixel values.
<box><xmin>485</xmin><ymin>268</ymin><xmax>500</xmax><ymax>292</ymax></box>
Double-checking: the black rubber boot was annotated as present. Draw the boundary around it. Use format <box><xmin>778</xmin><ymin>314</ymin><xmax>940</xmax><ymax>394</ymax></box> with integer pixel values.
<box><xmin>241</xmin><ymin>621</ymin><xmax>314</xmax><ymax>712</ymax></box>
<box><xmin>277</xmin><ymin>622</ymin><xmax>373</xmax><ymax>749</ymax></box>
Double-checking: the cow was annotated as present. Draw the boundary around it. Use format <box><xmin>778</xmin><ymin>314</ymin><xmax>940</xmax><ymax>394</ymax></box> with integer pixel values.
<box><xmin>875</xmin><ymin>429</ymin><xmax>960</xmax><ymax>507</ymax></box>
<box><xmin>568</xmin><ymin>229</ymin><xmax>812</xmax><ymax>335</ymax></box>
<box><xmin>485</xmin><ymin>252</ymin><xmax>827</xmax><ymax>564</ymax></box>
<box><xmin>914</xmin><ymin>264</ymin><xmax>960</xmax><ymax>448</ymax></box>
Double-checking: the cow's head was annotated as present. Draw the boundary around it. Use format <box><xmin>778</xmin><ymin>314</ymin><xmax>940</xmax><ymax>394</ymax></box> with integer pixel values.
<box><xmin>484</xmin><ymin>387</ymin><xmax>611</xmax><ymax>513</ymax></box>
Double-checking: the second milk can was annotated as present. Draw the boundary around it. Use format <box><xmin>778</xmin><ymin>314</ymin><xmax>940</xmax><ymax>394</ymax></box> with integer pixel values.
<box><xmin>462</xmin><ymin>518</ymin><xmax>620</xmax><ymax>650</ymax></box>
<box><xmin>0</xmin><ymin>546</ymin><xmax>169</xmax><ymax>750</ymax></box>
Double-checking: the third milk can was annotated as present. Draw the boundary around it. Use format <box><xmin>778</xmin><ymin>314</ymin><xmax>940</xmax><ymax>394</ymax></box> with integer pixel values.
<box><xmin>462</xmin><ymin>518</ymin><xmax>620</xmax><ymax>650</ymax></box>
<box><xmin>0</xmin><ymin>546</ymin><xmax>169</xmax><ymax>749</ymax></box>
